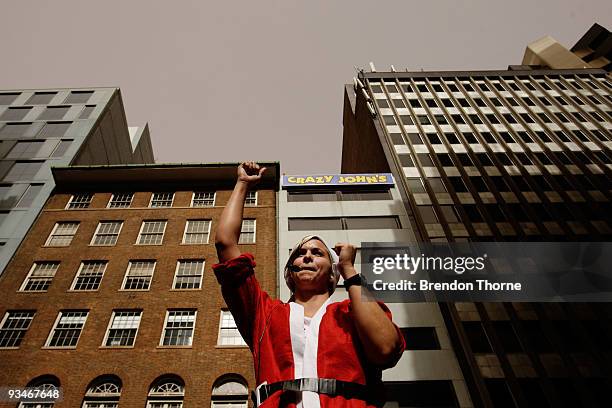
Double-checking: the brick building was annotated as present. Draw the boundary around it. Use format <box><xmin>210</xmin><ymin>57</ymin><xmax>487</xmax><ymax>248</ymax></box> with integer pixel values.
<box><xmin>0</xmin><ymin>162</ymin><xmax>279</xmax><ymax>407</ymax></box>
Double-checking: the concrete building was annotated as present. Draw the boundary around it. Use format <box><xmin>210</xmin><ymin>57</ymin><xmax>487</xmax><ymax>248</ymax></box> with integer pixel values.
<box><xmin>523</xmin><ymin>23</ymin><xmax>611</xmax><ymax>72</ymax></box>
<box><xmin>0</xmin><ymin>88</ymin><xmax>154</xmax><ymax>276</ymax></box>
<box><xmin>0</xmin><ymin>162</ymin><xmax>279</xmax><ymax>407</ymax></box>
<box><xmin>279</xmin><ymin>174</ymin><xmax>473</xmax><ymax>407</ymax></box>
<box><xmin>342</xmin><ymin>67</ymin><xmax>612</xmax><ymax>407</ymax></box>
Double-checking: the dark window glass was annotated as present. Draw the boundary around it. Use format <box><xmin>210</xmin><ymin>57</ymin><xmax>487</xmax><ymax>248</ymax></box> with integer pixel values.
<box><xmin>516</xmin><ymin>153</ymin><xmax>532</xmax><ymax>165</ymax></box>
<box><xmin>484</xmin><ymin>379</ymin><xmax>517</xmax><ymax>408</ymax></box>
<box><xmin>470</xmin><ymin>177</ymin><xmax>489</xmax><ymax>192</ymax></box>
<box><xmin>418</xmin><ymin>206</ymin><xmax>438</xmax><ymax>223</ymax></box>
<box><xmin>481</xmin><ymin>132</ymin><xmax>496</xmax><ymax>143</ymax></box>
<box><xmin>376</xmin><ymin>99</ymin><xmax>389</xmax><ymax>108</ymax></box>
<box><xmin>554</xmin><ymin>131</ymin><xmax>570</xmax><ymax>142</ymax></box>
<box><xmin>499</xmin><ymin>132</ymin><xmax>514</xmax><ymax>143</ymax></box>
<box><xmin>288</xmin><ymin>217</ymin><xmax>342</xmax><ymax>230</ymax></box>
<box><xmin>503</xmin><ymin>113</ymin><xmax>518</xmax><ymax>124</ymax></box>
<box><xmin>1</xmin><ymin>107</ymin><xmax>30</xmax><ymax>121</ymax></box>
<box><xmin>506</xmin><ymin>97</ymin><xmax>519</xmax><ymax>106</ymax></box>
<box><xmin>0</xmin><ymin>123</ymin><xmax>32</xmax><ymax>137</ymax></box>
<box><xmin>416</xmin><ymin>84</ymin><xmax>427</xmax><ymax>92</ymax></box>
<box><xmin>517</xmin><ymin>131</ymin><xmax>532</xmax><ymax>143</ymax></box>
<box><xmin>340</xmin><ymin>190</ymin><xmax>392</xmax><ymax>201</ymax></box>
<box><xmin>447</xmin><ymin>84</ymin><xmax>459</xmax><ymax>92</ymax></box>
<box><xmin>572</xmin><ymin>130</ymin><xmax>588</xmax><ymax>142</ymax></box>
<box><xmin>448</xmin><ymin>177</ymin><xmax>468</xmax><ymax>192</ymax></box>
<box><xmin>474</xmin><ymin>98</ymin><xmax>487</xmax><ymax>107</ymax></box>
<box><xmin>462</xmin><ymin>321</ymin><xmax>492</xmax><ymax>352</ymax></box>
<box><xmin>476</xmin><ymin>153</ymin><xmax>493</xmax><ymax>166</ymax></box>
<box><xmin>400</xmin><ymin>115</ymin><xmax>413</xmax><ymax>126</ymax></box>
<box><xmin>287</xmin><ymin>192</ymin><xmax>337</xmax><ymax>202</ymax></box>
<box><xmin>50</xmin><ymin>140</ymin><xmax>72</xmax><ymax>158</ymax></box>
<box><xmin>417</xmin><ymin>153</ymin><xmax>434</xmax><ymax>166</ymax></box>
<box><xmin>554</xmin><ymin>112</ymin><xmax>569</xmax><ymax>123</ymax></box>
<box><xmin>456</xmin><ymin>153</ymin><xmax>473</xmax><ymax>166</ymax></box>
<box><xmin>535</xmin><ymin>131</ymin><xmax>551</xmax><ymax>142</ymax></box>
<box><xmin>442</xmin><ymin>99</ymin><xmax>454</xmax><ymax>108</ymax></box>
<box><xmin>344</xmin><ymin>216</ymin><xmax>400</xmax><ymax>229</ymax></box>
<box><xmin>457</xmin><ymin>98</ymin><xmax>470</xmax><ymax>107</ymax></box>
<box><xmin>468</xmin><ymin>114</ymin><xmax>482</xmax><ymax>124</ymax></box>
<box><xmin>16</xmin><ymin>184</ymin><xmax>43</xmax><ymax>207</ymax></box>
<box><xmin>407</xmin><ymin>178</ymin><xmax>426</xmax><ymax>193</ymax></box>
<box><xmin>437</xmin><ymin>154</ymin><xmax>453</xmax><ymax>166</ymax></box>
<box><xmin>429</xmin><ymin>178</ymin><xmax>446</xmax><ymax>193</ymax></box>
<box><xmin>409</xmin><ymin>98</ymin><xmax>421</xmax><ymax>108</ymax></box>
<box><xmin>440</xmin><ymin>205</ymin><xmax>459</xmax><ymax>222</ymax></box>
<box><xmin>417</xmin><ymin>115</ymin><xmax>430</xmax><ymax>125</ymax></box>
<box><xmin>389</xmin><ymin>133</ymin><xmax>404</xmax><ymax>145</ymax></box>
<box><xmin>427</xmin><ymin>133</ymin><xmax>442</xmax><ymax>144</ymax></box>
<box><xmin>485</xmin><ymin>204</ymin><xmax>507</xmax><ymax>221</ymax></box>
<box><xmin>26</xmin><ymin>92</ymin><xmax>56</xmax><ymax>105</ymax></box>
<box><xmin>383</xmin><ymin>116</ymin><xmax>396</xmax><ymax>126</ymax></box>
<box><xmin>451</xmin><ymin>114</ymin><xmax>465</xmax><ymax>124</ymax></box>
<box><xmin>538</xmin><ymin>96</ymin><xmax>552</xmax><ymax>106</ymax></box>
<box><xmin>386</xmin><ymin>84</ymin><xmax>398</xmax><ymax>93</ymax></box>
<box><xmin>537</xmin><ymin>113</ymin><xmax>552</xmax><ymax>123</ymax></box>
<box><xmin>399</xmin><ymin>154</ymin><xmax>414</xmax><ymax>167</ymax></box>
<box><xmin>0</xmin><ymin>93</ymin><xmax>20</xmax><ymax>105</ymax></box>
<box><xmin>37</xmin><ymin>106</ymin><xmax>70</xmax><ymax>121</ymax></box>
<box><xmin>490</xmin><ymin>176</ymin><xmax>511</xmax><ymax>192</ymax></box>
<box><xmin>434</xmin><ymin>115</ymin><xmax>447</xmax><ymax>125</ymax></box>
<box><xmin>4</xmin><ymin>161</ymin><xmax>44</xmax><ymax>181</ymax></box>
<box><xmin>462</xmin><ymin>205</ymin><xmax>484</xmax><ymax>222</ymax></box>
<box><xmin>520</xmin><ymin>113</ymin><xmax>535</xmax><ymax>123</ymax></box>
<box><xmin>490</xmin><ymin>97</ymin><xmax>502</xmax><ymax>107</ymax></box>
<box><xmin>425</xmin><ymin>99</ymin><xmax>437</xmax><ymax>108</ymax></box>
<box><xmin>392</xmin><ymin>99</ymin><xmax>405</xmax><ymax>109</ymax></box>
<box><xmin>463</xmin><ymin>132</ymin><xmax>477</xmax><ymax>144</ymax></box>
<box><xmin>497</xmin><ymin>153</ymin><xmax>513</xmax><ymax>166</ymax></box>
<box><xmin>522</xmin><ymin>97</ymin><xmax>536</xmax><ymax>106</ymax></box>
<box><xmin>445</xmin><ymin>133</ymin><xmax>459</xmax><ymax>144</ymax></box>
<box><xmin>64</xmin><ymin>91</ymin><xmax>94</xmax><ymax>104</ymax></box>
<box><xmin>432</xmin><ymin>84</ymin><xmax>443</xmax><ymax>92</ymax></box>
<box><xmin>370</xmin><ymin>84</ymin><xmax>383</xmax><ymax>93</ymax></box>
<box><xmin>408</xmin><ymin>133</ymin><xmax>423</xmax><ymax>144</ymax></box>
<box><xmin>400</xmin><ymin>327</ymin><xmax>440</xmax><ymax>350</ymax></box>
<box><xmin>38</xmin><ymin>122</ymin><xmax>71</xmax><ymax>138</ymax></box>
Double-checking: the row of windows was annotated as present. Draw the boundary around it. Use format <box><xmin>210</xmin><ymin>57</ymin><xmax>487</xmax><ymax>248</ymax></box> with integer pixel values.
<box><xmin>0</xmin><ymin>104</ymin><xmax>95</xmax><ymax>122</ymax></box>
<box><xmin>369</xmin><ymin>74</ymin><xmax>611</xmax><ymax>96</ymax></box>
<box><xmin>0</xmin><ymin>121</ymin><xmax>73</xmax><ymax>138</ymax></box>
<box><xmin>0</xmin><ymin>183</ymin><xmax>44</xmax><ymax>209</ymax></box>
<box><xmin>20</xmin><ymin>259</ymin><xmax>208</xmax><ymax>292</ymax></box>
<box><xmin>67</xmin><ymin>191</ymin><xmax>257</xmax><ymax>209</ymax></box>
<box><xmin>288</xmin><ymin>216</ymin><xmax>401</xmax><ymax>231</ymax></box>
<box><xmin>0</xmin><ymin>90</ymin><xmax>94</xmax><ymax>106</ymax></box>
<box><xmin>0</xmin><ymin>309</ymin><xmax>245</xmax><ymax>349</ymax></box>
<box><xmin>14</xmin><ymin>373</ymin><xmax>248</xmax><ymax>408</ymax></box>
<box><xmin>286</xmin><ymin>189</ymin><xmax>392</xmax><ymax>202</ymax></box>
<box><xmin>1</xmin><ymin>139</ymin><xmax>73</xmax><ymax>161</ymax></box>
<box><xmin>45</xmin><ymin>219</ymin><xmax>256</xmax><ymax>247</ymax></box>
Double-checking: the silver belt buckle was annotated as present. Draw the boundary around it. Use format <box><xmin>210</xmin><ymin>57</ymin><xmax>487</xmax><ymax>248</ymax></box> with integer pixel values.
<box><xmin>254</xmin><ymin>381</ymin><xmax>268</xmax><ymax>407</ymax></box>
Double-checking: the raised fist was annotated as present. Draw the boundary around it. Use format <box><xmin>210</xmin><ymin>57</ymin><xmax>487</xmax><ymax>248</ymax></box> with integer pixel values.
<box><xmin>238</xmin><ymin>161</ymin><xmax>266</xmax><ymax>187</ymax></box>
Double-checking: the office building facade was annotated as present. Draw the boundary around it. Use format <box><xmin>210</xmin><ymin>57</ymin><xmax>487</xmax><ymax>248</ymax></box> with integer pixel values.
<box><xmin>0</xmin><ymin>162</ymin><xmax>279</xmax><ymax>407</ymax></box>
<box><xmin>342</xmin><ymin>67</ymin><xmax>612</xmax><ymax>407</ymax></box>
<box><xmin>279</xmin><ymin>175</ymin><xmax>474</xmax><ymax>407</ymax></box>
<box><xmin>0</xmin><ymin>88</ymin><xmax>154</xmax><ymax>276</ymax></box>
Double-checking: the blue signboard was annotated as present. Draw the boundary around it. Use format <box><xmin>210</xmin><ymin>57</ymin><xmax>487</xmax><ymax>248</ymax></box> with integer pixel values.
<box><xmin>282</xmin><ymin>173</ymin><xmax>394</xmax><ymax>188</ymax></box>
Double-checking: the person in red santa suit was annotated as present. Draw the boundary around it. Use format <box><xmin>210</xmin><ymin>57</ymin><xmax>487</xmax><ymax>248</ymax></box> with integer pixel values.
<box><xmin>213</xmin><ymin>162</ymin><xmax>405</xmax><ymax>408</ymax></box>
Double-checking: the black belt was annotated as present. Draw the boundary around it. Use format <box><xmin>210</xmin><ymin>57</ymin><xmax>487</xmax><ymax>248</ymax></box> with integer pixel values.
<box><xmin>251</xmin><ymin>378</ymin><xmax>371</xmax><ymax>406</ymax></box>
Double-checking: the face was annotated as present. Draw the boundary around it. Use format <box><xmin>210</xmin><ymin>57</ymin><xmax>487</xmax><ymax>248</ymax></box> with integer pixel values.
<box><xmin>290</xmin><ymin>239</ymin><xmax>334</xmax><ymax>293</ymax></box>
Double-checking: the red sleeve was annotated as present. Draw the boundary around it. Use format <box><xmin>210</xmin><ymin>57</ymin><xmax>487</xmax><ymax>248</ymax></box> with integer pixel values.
<box><xmin>376</xmin><ymin>301</ymin><xmax>406</xmax><ymax>369</ymax></box>
<box><xmin>212</xmin><ymin>253</ymin><xmax>272</xmax><ymax>350</ymax></box>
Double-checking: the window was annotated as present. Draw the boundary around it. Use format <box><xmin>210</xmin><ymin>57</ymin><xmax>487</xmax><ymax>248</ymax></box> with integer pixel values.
<box><xmin>45</xmin><ymin>222</ymin><xmax>79</xmax><ymax>246</ymax></box>
<box><xmin>238</xmin><ymin>219</ymin><xmax>256</xmax><ymax>244</ymax></box>
<box><xmin>64</xmin><ymin>90</ymin><xmax>93</xmax><ymax>104</ymax></box>
<box><xmin>288</xmin><ymin>216</ymin><xmax>401</xmax><ymax>230</ymax></box>
<box><xmin>66</xmin><ymin>193</ymin><xmax>92</xmax><ymax>209</ymax></box>
<box><xmin>16</xmin><ymin>183</ymin><xmax>43</xmax><ymax>207</ymax></box>
<box><xmin>245</xmin><ymin>190</ymin><xmax>257</xmax><ymax>206</ymax></box>
<box><xmin>0</xmin><ymin>311</ymin><xmax>35</xmax><ymax>348</ymax></box>
<box><xmin>19</xmin><ymin>376</ymin><xmax>60</xmax><ymax>408</ymax></box>
<box><xmin>0</xmin><ymin>92</ymin><xmax>20</xmax><ymax>105</ymax></box>
<box><xmin>462</xmin><ymin>321</ymin><xmax>492</xmax><ymax>352</ymax></box>
<box><xmin>78</xmin><ymin>105</ymin><xmax>95</xmax><ymax>119</ymax></box>
<box><xmin>183</xmin><ymin>220</ymin><xmax>211</xmax><ymax>244</ymax></box>
<box><xmin>147</xmin><ymin>376</ymin><xmax>185</xmax><ymax>408</ymax></box>
<box><xmin>50</xmin><ymin>139</ymin><xmax>72</xmax><ymax>157</ymax></box>
<box><xmin>192</xmin><ymin>191</ymin><xmax>215</xmax><ymax>207</ymax></box>
<box><xmin>0</xmin><ymin>107</ymin><xmax>31</xmax><ymax>121</ymax></box>
<box><xmin>217</xmin><ymin>310</ymin><xmax>247</xmax><ymax>346</ymax></box>
<box><xmin>173</xmin><ymin>260</ymin><xmax>204</xmax><ymax>289</ymax></box>
<box><xmin>137</xmin><ymin>220</ymin><xmax>167</xmax><ymax>245</ymax></box>
<box><xmin>108</xmin><ymin>192</ymin><xmax>133</xmax><ymax>208</ymax></box>
<box><xmin>122</xmin><ymin>260</ymin><xmax>156</xmax><ymax>290</ymax></box>
<box><xmin>71</xmin><ymin>261</ymin><xmax>107</xmax><ymax>291</ymax></box>
<box><xmin>46</xmin><ymin>311</ymin><xmax>88</xmax><ymax>348</ymax></box>
<box><xmin>211</xmin><ymin>376</ymin><xmax>248</xmax><ymax>408</ymax></box>
<box><xmin>37</xmin><ymin>121</ymin><xmax>71</xmax><ymax>138</ymax></box>
<box><xmin>160</xmin><ymin>310</ymin><xmax>196</xmax><ymax>346</ymax></box>
<box><xmin>91</xmin><ymin>221</ymin><xmax>123</xmax><ymax>246</ymax></box>
<box><xmin>103</xmin><ymin>311</ymin><xmax>142</xmax><ymax>347</ymax></box>
<box><xmin>400</xmin><ymin>327</ymin><xmax>440</xmax><ymax>350</ymax></box>
<box><xmin>37</xmin><ymin>106</ymin><xmax>69</xmax><ymax>121</ymax></box>
<box><xmin>82</xmin><ymin>376</ymin><xmax>122</xmax><ymax>408</ymax></box>
<box><xmin>20</xmin><ymin>262</ymin><xmax>59</xmax><ymax>292</ymax></box>
<box><xmin>150</xmin><ymin>192</ymin><xmax>174</xmax><ymax>208</ymax></box>
<box><xmin>4</xmin><ymin>161</ymin><xmax>44</xmax><ymax>181</ymax></box>
<box><xmin>6</xmin><ymin>141</ymin><xmax>45</xmax><ymax>159</ymax></box>
<box><xmin>0</xmin><ymin>122</ymin><xmax>31</xmax><ymax>137</ymax></box>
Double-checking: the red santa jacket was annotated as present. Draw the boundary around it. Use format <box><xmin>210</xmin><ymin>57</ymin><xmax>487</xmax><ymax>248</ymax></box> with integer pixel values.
<box><xmin>213</xmin><ymin>253</ymin><xmax>405</xmax><ymax>408</ymax></box>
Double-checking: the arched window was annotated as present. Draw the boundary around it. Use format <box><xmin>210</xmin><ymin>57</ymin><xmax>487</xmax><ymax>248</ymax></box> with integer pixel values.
<box><xmin>146</xmin><ymin>375</ymin><xmax>185</xmax><ymax>408</ymax></box>
<box><xmin>211</xmin><ymin>375</ymin><xmax>248</xmax><ymax>408</ymax></box>
<box><xmin>19</xmin><ymin>375</ymin><xmax>60</xmax><ymax>408</ymax></box>
<box><xmin>81</xmin><ymin>375</ymin><xmax>122</xmax><ymax>408</ymax></box>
